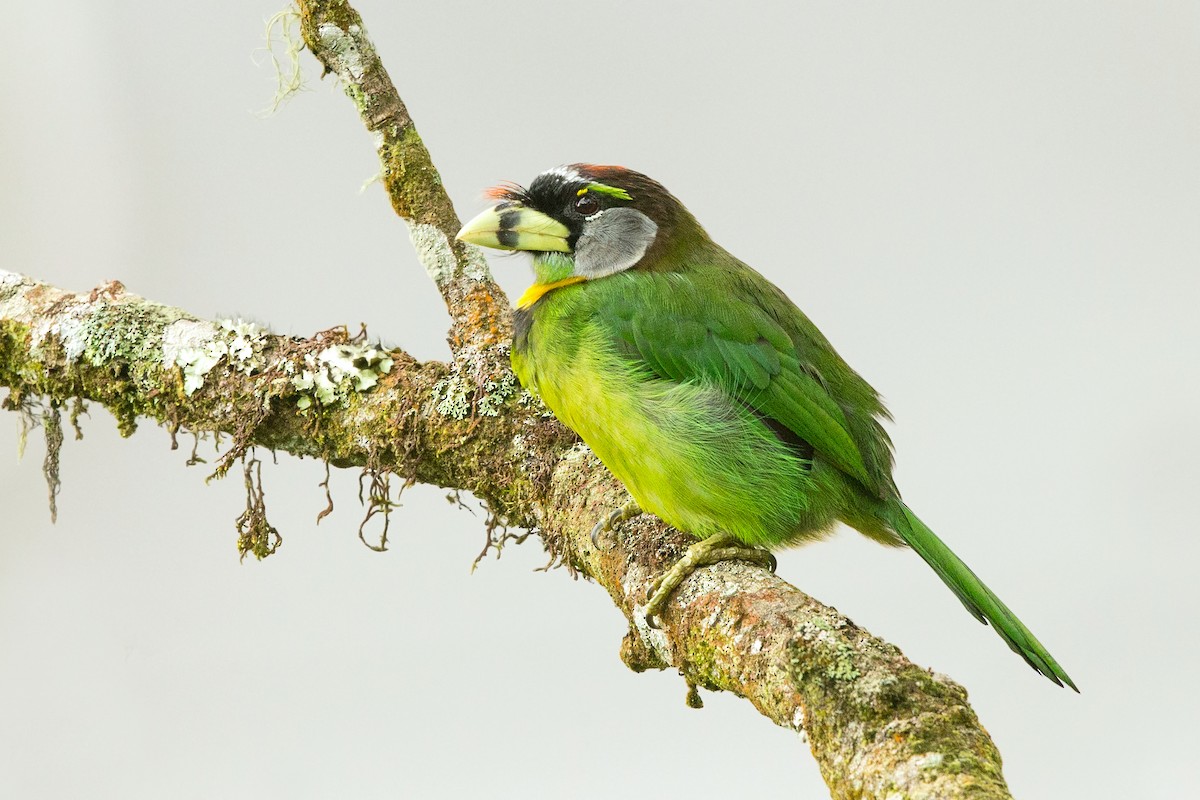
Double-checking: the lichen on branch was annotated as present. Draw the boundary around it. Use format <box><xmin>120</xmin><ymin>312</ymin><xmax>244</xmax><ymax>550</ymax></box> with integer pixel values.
<box><xmin>0</xmin><ymin>270</ymin><xmax>561</xmax><ymax>557</ymax></box>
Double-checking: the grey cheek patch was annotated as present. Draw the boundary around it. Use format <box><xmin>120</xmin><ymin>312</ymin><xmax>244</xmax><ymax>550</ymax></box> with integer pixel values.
<box><xmin>575</xmin><ymin>209</ymin><xmax>658</xmax><ymax>278</ymax></box>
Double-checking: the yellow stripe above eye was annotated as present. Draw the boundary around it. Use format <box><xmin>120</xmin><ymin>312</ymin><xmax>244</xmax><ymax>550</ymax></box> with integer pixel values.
<box><xmin>516</xmin><ymin>276</ymin><xmax>587</xmax><ymax>309</ymax></box>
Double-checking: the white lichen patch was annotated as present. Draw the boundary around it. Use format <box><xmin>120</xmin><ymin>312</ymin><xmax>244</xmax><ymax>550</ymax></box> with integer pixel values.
<box><xmin>630</xmin><ymin>602</ymin><xmax>674</xmax><ymax>665</ymax></box>
<box><xmin>0</xmin><ymin>276</ymin><xmax>90</xmax><ymax>362</ymax></box>
<box><xmin>169</xmin><ymin>339</ymin><xmax>221</xmax><ymax>397</ymax></box>
<box><xmin>0</xmin><ymin>279</ymin><xmax>35</xmax><ymax>328</ymax></box>
<box><xmin>167</xmin><ymin>318</ymin><xmax>269</xmax><ymax>396</ymax></box>
<box><xmin>557</xmin><ymin>441</ymin><xmax>602</xmax><ymax>470</ymax></box>
<box><xmin>33</xmin><ymin>299</ymin><xmax>91</xmax><ymax>362</ymax></box>
<box><xmin>410</xmin><ymin>223</ymin><xmax>494</xmax><ymax>286</ymax></box>
<box><xmin>291</xmin><ymin>343</ymin><xmax>393</xmax><ymax>409</ymax></box>
<box><xmin>317</xmin><ymin>22</ymin><xmax>366</xmax><ymax>81</ymax></box>
<box><xmin>459</xmin><ymin>246</ymin><xmax>492</xmax><ymax>283</ymax></box>
<box><xmin>222</xmin><ymin>320</ymin><xmax>268</xmax><ymax>372</ymax></box>
<box><xmin>432</xmin><ymin>374</ymin><xmax>470</xmax><ymax>419</ymax></box>
<box><xmin>409</xmin><ymin>223</ymin><xmax>458</xmax><ymax>286</ymax></box>
<box><xmin>681</xmin><ymin>560</ymin><xmax>752</xmax><ymax>602</ymax></box>
<box><xmin>912</xmin><ymin>752</ymin><xmax>944</xmax><ymax>770</ymax></box>
<box><xmin>162</xmin><ymin>319</ymin><xmax>218</xmax><ymax>368</ymax></box>
<box><xmin>885</xmin><ymin>752</ymin><xmax>946</xmax><ymax>791</ymax></box>
<box><xmin>799</xmin><ymin>619</ymin><xmax>861</xmax><ymax>682</ymax></box>
<box><xmin>852</xmin><ymin>671</ymin><xmax>899</xmax><ymax>703</ymax></box>
<box><xmin>621</xmin><ymin>563</ymin><xmax>674</xmax><ymax>664</ymax></box>
<box><xmin>517</xmin><ymin>388</ymin><xmax>555</xmax><ymax>418</ymax></box>
<box><xmin>0</xmin><ymin>270</ymin><xmax>26</xmax><ymax>291</ymax></box>
<box><xmin>432</xmin><ymin>345</ymin><xmax>520</xmax><ymax>419</ymax></box>
<box><xmin>476</xmin><ymin>370</ymin><xmax>519</xmax><ymax>416</ymax></box>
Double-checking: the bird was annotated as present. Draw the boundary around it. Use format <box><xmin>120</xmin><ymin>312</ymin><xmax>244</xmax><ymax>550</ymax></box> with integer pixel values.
<box><xmin>456</xmin><ymin>164</ymin><xmax>1076</xmax><ymax>690</ymax></box>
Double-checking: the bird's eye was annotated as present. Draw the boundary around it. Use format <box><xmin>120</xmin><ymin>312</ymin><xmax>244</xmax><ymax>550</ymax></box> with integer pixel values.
<box><xmin>573</xmin><ymin>194</ymin><xmax>601</xmax><ymax>217</ymax></box>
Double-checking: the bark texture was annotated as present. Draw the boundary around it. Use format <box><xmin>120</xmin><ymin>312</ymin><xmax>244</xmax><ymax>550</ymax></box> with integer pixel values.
<box><xmin>0</xmin><ymin>2</ymin><xmax>1016</xmax><ymax>797</ymax></box>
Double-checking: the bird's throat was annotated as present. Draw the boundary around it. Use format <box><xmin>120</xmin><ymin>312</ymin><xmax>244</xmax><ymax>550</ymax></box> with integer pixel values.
<box><xmin>516</xmin><ymin>276</ymin><xmax>587</xmax><ymax>310</ymax></box>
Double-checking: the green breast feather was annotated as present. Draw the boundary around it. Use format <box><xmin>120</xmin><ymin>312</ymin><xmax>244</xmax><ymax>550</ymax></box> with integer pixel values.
<box><xmin>512</xmin><ymin>265</ymin><xmax>896</xmax><ymax>546</ymax></box>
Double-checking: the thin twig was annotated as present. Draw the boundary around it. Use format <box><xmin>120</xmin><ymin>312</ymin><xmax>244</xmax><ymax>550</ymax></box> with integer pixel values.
<box><xmin>296</xmin><ymin>0</ymin><xmax>510</xmax><ymax>352</ymax></box>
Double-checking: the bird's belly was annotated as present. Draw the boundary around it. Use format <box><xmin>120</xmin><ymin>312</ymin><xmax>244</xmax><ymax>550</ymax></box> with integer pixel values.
<box><xmin>519</xmin><ymin>344</ymin><xmax>835</xmax><ymax>547</ymax></box>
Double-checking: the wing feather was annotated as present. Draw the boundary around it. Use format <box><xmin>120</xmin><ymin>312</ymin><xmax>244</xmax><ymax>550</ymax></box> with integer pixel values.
<box><xmin>604</xmin><ymin>271</ymin><xmax>885</xmax><ymax>493</ymax></box>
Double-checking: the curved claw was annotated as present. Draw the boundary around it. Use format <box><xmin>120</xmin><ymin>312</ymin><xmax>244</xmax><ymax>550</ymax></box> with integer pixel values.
<box><xmin>590</xmin><ymin>501</ymin><xmax>643</xmax><ymax>550</ymax></box>
<box><xmin>644</xmin><ymin>572</ymin><xmax>668</xmax><ymax>629</ymax></box>
<box><xmin>590</xmin><ymin>518</ymin><xmax>607</xmax><ymax>549</ymax></box>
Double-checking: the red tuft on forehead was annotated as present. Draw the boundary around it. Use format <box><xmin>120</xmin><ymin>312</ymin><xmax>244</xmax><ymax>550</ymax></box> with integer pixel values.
<box><xmin>483</xmin><ymin>181</ymin><xmax>525</xmax><ymax>202</ymax></box>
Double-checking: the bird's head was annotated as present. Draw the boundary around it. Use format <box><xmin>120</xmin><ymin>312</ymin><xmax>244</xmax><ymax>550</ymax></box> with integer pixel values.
<box><xmin>456</xmin><ymin>164</ymin><xmax>699</xmax><ymax>290</ymax></box>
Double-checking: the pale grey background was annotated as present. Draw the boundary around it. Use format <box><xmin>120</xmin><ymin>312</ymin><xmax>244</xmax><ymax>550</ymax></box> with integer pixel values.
<box><xmin>1</xmin><ymin>1</ymin><xmax>1197</xmax><ymax>797</ymax></box>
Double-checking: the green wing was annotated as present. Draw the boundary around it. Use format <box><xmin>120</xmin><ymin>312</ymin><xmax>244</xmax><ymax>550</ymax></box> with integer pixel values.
<box><xmin>599</xmin><ymin>269</ymin><xmax>891</xmax><ymax>495</ymax></box>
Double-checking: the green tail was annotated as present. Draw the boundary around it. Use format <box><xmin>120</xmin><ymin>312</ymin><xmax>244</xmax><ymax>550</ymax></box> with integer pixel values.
<box><xmin>889</xmin><ymin>501</ymin><xmax>1078</xmax><ymax>691</ymax></box>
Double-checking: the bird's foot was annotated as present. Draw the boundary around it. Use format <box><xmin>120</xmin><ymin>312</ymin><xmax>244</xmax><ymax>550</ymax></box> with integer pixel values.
<box><xmin>590</xmin><ymin>500</ymin><xmax>643</xmax><ymax>548</ymax></box>
<box><xmin>644</xmin><ymin>531</ymin><xmax>776</xmax><ymax>629</ymax></box>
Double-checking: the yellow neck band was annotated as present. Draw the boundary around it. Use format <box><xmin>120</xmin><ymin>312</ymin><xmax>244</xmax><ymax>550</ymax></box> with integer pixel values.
<box><xmin>516</xmin><ymin>276</ymin><xmax>586</xmax><ymax>310</ymax></box>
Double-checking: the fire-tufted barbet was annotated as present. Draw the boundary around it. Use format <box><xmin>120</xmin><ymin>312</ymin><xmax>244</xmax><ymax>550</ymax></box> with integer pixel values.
<box><xmin>457</xmin><ymin>164</ymin><xmax>1075</xmax><ymax>689</ymax></box>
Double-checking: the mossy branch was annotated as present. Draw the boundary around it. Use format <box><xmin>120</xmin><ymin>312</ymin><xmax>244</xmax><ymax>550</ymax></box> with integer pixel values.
<box><xmin>0</xmin><ymin>273</ymin><xmax>558</xmax><ymax>530</ymax></box>
<box><xmin>0</xmin><ymin>266</ymin><xmax>1012</xmax><ymax>798</ymax></box>
<box><xmin>0</xmin><ymin>0</ymin><xmax>1019</xmax><ymax>795</ymax></box>
<box><xmin>295</xmin><ymin>0</ymin><xmax>509</xmax><ymax>353</ymax></box>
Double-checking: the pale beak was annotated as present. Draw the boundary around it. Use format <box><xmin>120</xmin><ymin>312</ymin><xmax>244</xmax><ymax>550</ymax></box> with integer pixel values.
<box><xmin>455</xmin><ymin>203</ymin><xmax>572</xmax><ymax>253</ymax></box>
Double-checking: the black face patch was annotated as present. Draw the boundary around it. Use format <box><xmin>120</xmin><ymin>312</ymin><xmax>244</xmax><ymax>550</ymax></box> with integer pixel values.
<box><xmin>492</xmin><ymin>166</ymin><xmax>656</xmax><ymax>258</ymax></box>
<box><xmin>521</xmin><ymin>168</ymin><xmax>631</xmax><ymax>233</ymax></box>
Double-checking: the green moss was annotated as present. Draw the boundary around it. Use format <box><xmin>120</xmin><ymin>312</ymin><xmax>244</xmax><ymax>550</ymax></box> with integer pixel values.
<box><xmin>381</xmin><ymin>126</ymin><xmax>450</xmax><ymax>225</ymax></box>
<box><xmin>0</xmin><ymin>320</ymin><xmax>34</xmax><ymax>389</ymax></box>
<box><xmin>789</xmin><ymin>616</ymin><xmax>862</xmax><ymax>685</ymax></box>
<box><xmin>344</xmin><ymin>81</ymin><xmax>368</xmax><ymax>113</ymax></box>
<box><xmin>786</xmin><ymin>627</ymin><xmax>1010</xmax><ymax>797</ymax></box>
